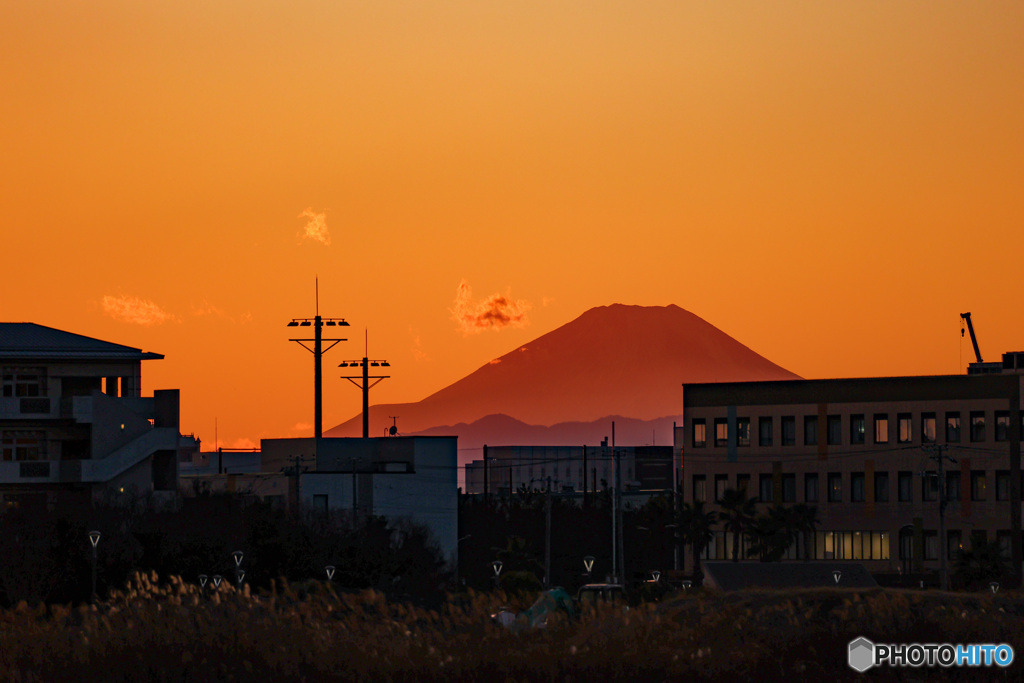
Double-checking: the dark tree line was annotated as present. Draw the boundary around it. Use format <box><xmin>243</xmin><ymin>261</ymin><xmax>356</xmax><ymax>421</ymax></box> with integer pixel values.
<box><xmin>0</xmin><ymin>491</ymin><xmax>450</xmax><ymax>608</ymax></box>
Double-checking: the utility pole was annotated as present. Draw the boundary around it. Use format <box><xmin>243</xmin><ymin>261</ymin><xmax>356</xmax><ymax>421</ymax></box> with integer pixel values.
<box><xmin>339</xmin><ymin>331</ymin><xmax>390</xmax><ymax>438</ymax></box>
<box><xmin>614</xmin><ymin>421</ymin><xmax>625</xmax><ymax>585</ymax></box>
<box><xmin>281</xmin><ymin>454</ymin><xmax>312</xmax><ymax>515</ymax></box>
<box><xmin>924</xmin><ymin>444</ymin><xmax>956</xmax><ymax>591</ymax></box>
<box><xmin>582</xmin><ymin>445</ymin><xmax>588</xmax><ymax>509</ymax></box>
<box><xmin>544</xmin><ymin>476</ymin><xmax>552</xmax><ymax>589</ymax></box>
<box><xmin>287</xmin><ymin>279</ymin><xmax>349</xmax><ymax>438</ymax></box>
<box><xmin>350</xmin><ymin>457</ymin><xmax>361</xmax><ymax>520</ymax></box>
<box><xmin>483</xmin><ymin>444</ymin><xmax>489</xmax><ymax>501</ymax></box>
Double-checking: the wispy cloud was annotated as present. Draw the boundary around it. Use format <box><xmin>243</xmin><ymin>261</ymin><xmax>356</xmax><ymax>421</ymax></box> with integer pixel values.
<box><xmin>409</xmin><ymin>326</ymin><xmax>429</xmax><ymax>361</ymax></box>
<box><xmin>450</xmin><ymin>279</ymin><xmax>531</xmax><ymax>335</ymax></box>
<box><xmin>298</xmin><ymin>207</ymin><xmax>330</xmax><ymax>246</ymax></box>
<box><xmin>102</xmin><ymin>295</ymin><xmax>176</xmax><ymax>325</ymax></box>
<box><xmin>229</xmin><ymin>437</ymin><xmax>257</xmax><ymax>449</ymax></box>
<box><xmin>191</xmin><ymin>300</ymin><xmax>252</xmax><ymax>325</ymax></box>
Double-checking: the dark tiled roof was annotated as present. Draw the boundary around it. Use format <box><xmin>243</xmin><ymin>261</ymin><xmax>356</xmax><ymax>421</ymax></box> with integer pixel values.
<box><xmin>0</xmin><ymin>323</ymin><xmax>163</xmax><ymax>361</ymax></box>
<box><xmin>702</xmin><ymin>561</ymin><xmax>878</xmax><ymax>591</ymax></box>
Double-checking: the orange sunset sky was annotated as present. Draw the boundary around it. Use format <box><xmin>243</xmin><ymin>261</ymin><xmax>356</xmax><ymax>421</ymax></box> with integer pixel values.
<box><xmin>2</xmin><ymin>2</ymin><xmax>1022</xmax><ymax>449</ymax></box>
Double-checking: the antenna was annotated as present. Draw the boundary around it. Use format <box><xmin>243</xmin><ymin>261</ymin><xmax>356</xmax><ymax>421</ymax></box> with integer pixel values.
<box><xmin>315</xmin><ymin>276</ymin><xmax>319</xmax><ymax>317</ymax></box>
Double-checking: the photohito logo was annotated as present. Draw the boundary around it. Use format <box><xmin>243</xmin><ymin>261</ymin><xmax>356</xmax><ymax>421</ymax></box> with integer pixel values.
<box><xmin>849</xmin><ymin>637</ymin><xmax>1014</xmax><ymax>672</ymax></box>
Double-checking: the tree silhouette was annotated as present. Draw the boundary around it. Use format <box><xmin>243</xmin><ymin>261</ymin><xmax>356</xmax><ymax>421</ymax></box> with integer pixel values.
<box><xmin>678</xmin><ymin>500</ymin><xmax>717</xmax><ymax>583</ymax></box>
<box><xmin>717</xmin><ymin>488</ymin><xmax>757</xmax><ymax>562</ymax></box>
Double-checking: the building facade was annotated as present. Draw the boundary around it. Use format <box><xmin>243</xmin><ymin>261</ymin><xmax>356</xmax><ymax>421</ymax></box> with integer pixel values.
<box><xmin>464</xmin><ymin>445</ymin><xmax>674</xmax><ymax>497</ymax></box>
<box><xmin>676</xmin><ymin>360</ymin><xmax>1023</xmax><ymax>582</ymax></box>
<box><xmin>260</xmin><ymin>436</ymin><xmax>459</xmax><ymax>569</ymax></box>
<box><xmin>0</xmin><ymin>323</ymin><xmax>193</xmax><ymax>509</ymax></box>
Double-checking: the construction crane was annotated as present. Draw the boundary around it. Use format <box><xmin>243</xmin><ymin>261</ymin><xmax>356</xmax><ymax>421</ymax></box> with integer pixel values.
<box><xmin>960</xmin><ymin>312</ymin><xmax>983</xmax><ymax>363</ymax></box>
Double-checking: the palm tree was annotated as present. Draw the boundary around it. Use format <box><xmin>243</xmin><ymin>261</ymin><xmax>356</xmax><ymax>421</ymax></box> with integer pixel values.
<box><xmin>718</xmin><ymin>488</ymin><xmax>757</xmax><ymax>562</ymax></box>
<box><xmin>678</xmin><ymin>500</ymin><xmax>717</xmax><ymax>583</ymax></box>
<box><xmin>789</xmin><ymin>503</ymin><xmax>820</xmax><ymax>561</ymax></box>
<box><xmin>747</xmin><ymin>505</ymin><xmax>796</xmax><ymax>562</ymax></box>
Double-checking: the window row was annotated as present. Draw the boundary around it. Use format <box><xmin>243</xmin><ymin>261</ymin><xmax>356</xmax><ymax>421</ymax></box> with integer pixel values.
<box><xmin>691</xmin><ymin>411</ymin><xmax>1023</xmax><ymax>448</ymax></box>
<box><xmin>692</xmin><ymin>469</ymin><xmax>1017</xmax><ymax>504</ymax></box>
<box><xmin>0</xmin><ymin>430</ymin><xmax>46</xmax><ymax>462</ymax></box>
<box><xmin>1</xmin><ymin>367</ymin><xmax>46</xmax><ymax>398</ymax></box>
<box><xmin>698</xmin><ymin>530</ymin><xmax>890</xmax><ymax>561</ymax></box>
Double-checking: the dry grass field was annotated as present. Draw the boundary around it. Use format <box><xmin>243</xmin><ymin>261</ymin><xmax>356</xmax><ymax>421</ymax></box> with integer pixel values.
<box><xmin>1</xmin><ymin>573</ymin><xmax>1022</xmax><ymax>682</ymax></box>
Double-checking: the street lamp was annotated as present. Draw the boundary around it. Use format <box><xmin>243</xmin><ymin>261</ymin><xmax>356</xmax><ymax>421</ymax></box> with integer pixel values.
<box><xmin>326</xmin><ymin>565</ymin><xmax>335</xmax><ymax>581</ymax></box>
<box><xmin>991</xmin><ymin>581</ymin><xmax>1000</xmax><ymax>594</ymax></box>
<box><xmin>833</xmin><ymin>570</ymin><xmax>842</xmax><ymax>584</ymax></box>
<box><xmin>650</xmin><ymin>570</ymin><xmax>661</xmax><ymax>583</ymax></box>
<box><xmin>682</xmin><ymin>580</ymin><xmax>692</xmax><ymax>592</ymax></box>
<box><xmin>199</xmin><ymin>574</ymin><xmax>208</xmax><ymax>593</ymax></box>
<box><xmin>213</xmin><ymin>575</ymin><xmax>223</xmax><ymax>589</ymax></box>
<box><xmin>583</xmin><ymin>555</ymin><xmax>595</xmax><ymax>580</ymax></box>
<box><xmin>88</xmin><ymin>531</ymin><xmax>101</xmax><ymax>604</ymax></box>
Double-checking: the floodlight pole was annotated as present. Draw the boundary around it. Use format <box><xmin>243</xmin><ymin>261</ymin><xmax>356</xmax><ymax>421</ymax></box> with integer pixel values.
<box><xmin>340</xmin><ymin>334</ymin><xmax>390</xmax><ymax>438</ymax></box>
<box><xmin>287</xmin><ymin>279</ymin><xmax>349</xmax><ymax>438</ymax></box>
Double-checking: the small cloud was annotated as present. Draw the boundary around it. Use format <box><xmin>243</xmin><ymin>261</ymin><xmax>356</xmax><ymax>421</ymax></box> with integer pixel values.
<box><xmin>488</xmin><ymin>358</ymin><xmax>502</xmax><ymax>365</ymax></box>
<box><xmin>450</xmin><ymin>279</ymin><xmax>531</xmax><ymax>335</ymax></box>
<box><xmin>102</xmin><ymin>295</ymin><xmax>176</xmax><ymax>326</ymax></box>
<box><xmin>518</xmin><ymin>347</ymin><xmax>528</xmax><ymax>352</ymax></box>
<box><xmin>291</xmin><ymin>422</ymin><xmax>312</xmax><ymax>434</ymax></box>
<box><xmin>229</xmin><ymin>437</ymin><xmax>257</xmax><ymax>449</ymax></box>
<box><xmin>298</xmin><ymin>207</ymin><xmax>331</xmax><ymax>246</ymax></box>
<box><xmin>542</xmin><ymin>296</ymin><xmax>555</xmax><ymax>307</ymax></box>
<box><xmin>190</xmin><ymin>300</ymin><xmax>252</xmax><ymax>325</ymax></box>
<box><xmin>409</xmin><ymin>327</ymin><xmax>429</xmax><ymax>362</ymax></box>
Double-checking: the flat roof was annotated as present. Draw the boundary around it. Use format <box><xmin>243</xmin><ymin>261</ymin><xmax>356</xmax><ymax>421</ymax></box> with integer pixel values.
<box><xmin>683</xmin><ymin>374</ymin><xmax>1021</xmax><ymax>408</ymax></box>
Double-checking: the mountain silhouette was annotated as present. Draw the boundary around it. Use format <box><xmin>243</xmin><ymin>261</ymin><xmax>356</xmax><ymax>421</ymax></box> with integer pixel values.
<box><xmin>325</xmin><ymin>304</ymin><xmax>800</xmax><ymax>445</ymax></box>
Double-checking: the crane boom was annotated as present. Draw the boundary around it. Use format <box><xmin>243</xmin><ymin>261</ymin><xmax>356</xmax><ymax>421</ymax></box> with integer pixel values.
<box><xmin>960</xmin><ymin>312</ymin><xmax>983</xmax><ymax>363</ymax></box>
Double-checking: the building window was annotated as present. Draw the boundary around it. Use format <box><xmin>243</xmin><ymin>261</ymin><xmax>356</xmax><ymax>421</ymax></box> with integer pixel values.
<box><xmin>312</xmin><ymin>494</ymin><xmax>328</xmax><ymax>514</ymax></box>
<box><xmin>781</xmin><ymin>416</ymin><xmax>796</xmax><ymax>446</ymax></box>
<box><xmin>804</xmin><ymin>473</ymin><xmax>819</xmax><ymax>503</ymax></box>
<box><xmin>948</xmin><ymin>530</ymin><xmax>963</xmax><ymax>560</ymax></box>
<box><xmin>782</xmin><ymin>473</ymin><xmax>796</xmax><ymax>503</ymax></box>
<box><xmin>693</xmin><ymin>475</ymin><xmax>707</xmax><ymax>503</ymax></box>
<box><xmin>827</xmin><ymin>473</ymin><xmax>842</xmax><ymax>502</ymax></box>
<box><xmin>995</xmin><ymin>411</ymin><xmax>1010</xmax><ymax>442</ymax></box>
<box><xmin>737</xmin><ymin>418</ymin><xmax>751</xmax><ymax>447</ymax></box>
<box><xmin>0</xmin><ymin>431</ymin><xmax>45</xmax><ymax>461</ymax></box>
<box><xmin>736</xmin><ymin>473</ymin><xmax>750</xmax><ymax>493</ymax></box>
<box><xmin>1</xmin><ymin>367</ymin><xmax>46</xmax><ymax>398</ymax></box>
<box><xmin>970</xmin><ymin>411</ymin><xmax>986</xmax><ymax>442</ymax></box>
<box><xmin>850</xmin><ymin>472</ymin><xmax>865</xmax><ymax>502</ymax></box>
<box><xmin>997</xmin><ymin>531</ymin><xmax>1012</xmax><ymax>559</ymax></box>
<box><xmin>946</xmin><ymin>412</ymin><xmax>961</xmax><ymax>443</ymax></box>
<box><xmin>971</xmin><ymin>470</ymin><xmax>987</xmax><ymax>501</ymax></box>
<box><xmin>923</xmin><ymin>473</ymin><xmax>938</xmax><ymax>502</ymax></box>
<box><xmin>759</xmin><ymin>474</ymin><xmax>773</xmax><ymax>502</ymax></box>
<box><xmin>921</xmin><ymin>412</ymin><xmax>936</xmax><ymax>444</ymax></box>
<box><xmin>873</xmin><ymin>414</ymin><xmax>889</xmax><ymax>444</ymax></box>
<box><xmin>923</xmin><ymin>532</ymin><xmax>939</xmax><ymax>561</ymax></box>
<box><xmin>692</xmin><ymin>419</ymin><xmax>706</xmax><ymax>448</ymax></box>
<box><xmin>827</xmin><ymin>415</ymin><xmax>841</xmax><ymax>446</ymax></box>
<box><xmin>897</xmin><ymin>413</ymin><xmax>912</xmax><ymax>444</ymax></box>
<box><xmin>850</xmin><ymin>414</ymin><xmax>865</xmax><ymax>445</ymax></box>
<box><xmin>758</xmin><ymin>417</ymin><xmax>773</xmax><ymax>447</ymax></box>
<box><xmin>945</xmin><ymin>471</ymin><xmax>960</xmax><ymax>502</ymax></box>
<box><xmin>996</xmin><ymin>470</ymin><xmax>1011</xmax><ymax>501</ymax></box>
<box><xmin>714</xmin><ymin>474</ymin><xmax>728</xmax><ymax>502</ymax></box>
<box><xmin>714</xmin><ymin>418</ymin><xmax>728</xmax><ymax>447</ymax></box>
<box><xmin>898</xmin><ymin>471</ymin><xmax>913</xmax><ymax>502</ymax></box>
<box><xmin>804</xmin><ymin>416</ymin><xmax>818</xmax><ymax>446</ymax></box>
<box><xmin>874</xmin><ymin>472</ymin><xmax>889</xmax><ymax>503</ymax></box>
